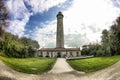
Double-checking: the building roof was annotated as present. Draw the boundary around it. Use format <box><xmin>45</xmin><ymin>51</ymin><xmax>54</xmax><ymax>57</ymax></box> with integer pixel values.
<box><xmin>39</xmin><ymin>48</ymin><xmax>80</xmax><ymax>51</ymax></box>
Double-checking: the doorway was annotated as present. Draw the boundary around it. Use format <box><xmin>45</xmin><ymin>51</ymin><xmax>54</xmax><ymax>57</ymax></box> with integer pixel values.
<box><xmin>57</xmin><ymin>52</ymin><xmax>61</xmax><ymax>57</ymax></box>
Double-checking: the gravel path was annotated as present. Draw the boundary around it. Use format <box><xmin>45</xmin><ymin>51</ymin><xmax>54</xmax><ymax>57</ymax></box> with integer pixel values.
<box><xmin>0</xmin><ymin>58</ymin><xmax>120</xmax><ymax>80</ymax></box>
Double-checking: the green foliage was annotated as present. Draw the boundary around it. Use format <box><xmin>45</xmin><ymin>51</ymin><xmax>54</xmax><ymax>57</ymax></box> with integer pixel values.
<box><xmin>81</xmin><ymin>16</ymin><xmax>120</xmax><ymax>56</ymax></box>
<box><xmin>0</xmin><ymin>56</ymin><xmax>56</xmax><ymax>74</ymax></box>
<box><xmin>67</xmin><ymin>55</ymin><xmax>120</xmax><ymax>73</ymax></box>
<box><xmin>81</xmin><ymin>43</ymin><xmax>102</xmax><ymax>56</ymax></box>
<box><xmin>96</xmin><ymin>48</ymin><xmax>104</xmax><ymax>56</ymax></box>
<box><xmin>0</xmin><ymin>31</ymin><xmax>39</xmax><ymax>58</ymax></box>
<box><xmin>20</xmin><ymin>37</ymin><xmax>39</xmax><ymax>49</ymax></box>
<box><xmin>101</xmin><ymin>17</ymin><xmax>120</xmax><ymax>56</ymax></box>
<box><xmin>0</xmin><ymin>1</ymin><xmax>39</xmax><ymax>58</ymax></box>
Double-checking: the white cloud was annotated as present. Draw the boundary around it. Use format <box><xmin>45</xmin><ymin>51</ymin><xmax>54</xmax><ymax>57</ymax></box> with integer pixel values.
<box><xmin>63</xmin><ymin>0</ymin><xmax>120</xmax><ymax>42</ymax></box>
<box><xmin>5</xmin><ymin>20</ymin><xmax>26</xmax><ymax>37</ymax></box>
<box><xmin>5</xmin><ymin>0</ymin><xmax>67</xmax><ymax>37</ymax></box>
<box><xmin>5</xmin><ymin>0</ymin><xmax>120</xmax><ymax>47</ymax></box>
<box><xmin>111</xmin><ymin>0</ymin><xmax>120</xmax><ymax>8</ymax></box>
<box><xmin>24</xmin><ymin>0</ymin><xmax>67</xmax><ymax>13</ymax></box>
<box><xmin>5</xmin><ymin>0</ymin><xmax>30</xmax><ymax>37</ymax></box>
<box><xmin>64</xmin><ymin>34</ymin><xmax>89</xmax><ymax>47</ymax></box>
<box><xmin>33</xmin><ymin>0</ymin><xmax>120</xmax><ymax>48</ymax></box>
<box><xmin>32</xmin><ymin>20</ymin><xmax>88</xmax><ymax>48</ymax></box>
<box><xmin>6</xmin><ymin>0</ymin><xmax>30</xmax><ymax>20</ymax></box>
<box><xmin>33</xmin><ymin>21</ymin><xmax>56</xmax><ymax>48</ymax></box>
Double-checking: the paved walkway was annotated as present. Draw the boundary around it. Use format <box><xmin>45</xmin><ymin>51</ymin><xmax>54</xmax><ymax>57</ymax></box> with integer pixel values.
<box><xmin>49</xmin><ymin>58</ymin><xmax>75</xmax><ymax>73</ymax></box>
<box><xmin>0</xmin><ymin>58</ymin><xmax>120</xmax><ymax>80</ymax></box>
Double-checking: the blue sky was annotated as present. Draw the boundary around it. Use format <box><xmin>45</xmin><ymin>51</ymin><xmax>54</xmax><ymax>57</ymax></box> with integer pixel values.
<box><xmin>5</xmin><ymin>0</ymin><xmax>120</xmax><ymax>48</ymax></box>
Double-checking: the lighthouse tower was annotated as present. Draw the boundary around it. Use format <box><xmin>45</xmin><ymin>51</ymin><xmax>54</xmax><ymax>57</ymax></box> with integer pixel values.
<box><xmin>56</xmin><ymin>12</ymin><xmax>64</xmax><ymax>48</ymax></box>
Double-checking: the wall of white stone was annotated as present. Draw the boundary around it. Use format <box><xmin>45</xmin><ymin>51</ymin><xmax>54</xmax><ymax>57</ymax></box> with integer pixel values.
<box><xmin>37</xmin><ymin>51</ymin><xmax>81</xmax><ymax>58</ymax></box>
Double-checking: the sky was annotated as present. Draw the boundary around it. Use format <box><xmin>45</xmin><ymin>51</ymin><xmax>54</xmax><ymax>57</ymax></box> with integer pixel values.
<box><xmin>4</xmin><ymin>0</ymin><xmax>120</xmax><ymax>48</ymax></box>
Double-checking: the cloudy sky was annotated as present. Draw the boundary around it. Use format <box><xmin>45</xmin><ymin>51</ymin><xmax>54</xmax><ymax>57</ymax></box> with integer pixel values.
<box><xmin>5</xmin><ymin>0</ymin><xmax>120</xmax><ymax>48</ymax></box>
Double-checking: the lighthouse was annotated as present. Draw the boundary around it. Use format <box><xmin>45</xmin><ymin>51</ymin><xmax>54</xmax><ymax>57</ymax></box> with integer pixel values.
<box><xmin>56</xmin><ymin>12</ymin><xmax>64</xmax><ymax>48</ymax></box>
<box><xmin>39</xmin><ymin>12</ymin><xmax>81</xmax><ymax>58</ymax></box>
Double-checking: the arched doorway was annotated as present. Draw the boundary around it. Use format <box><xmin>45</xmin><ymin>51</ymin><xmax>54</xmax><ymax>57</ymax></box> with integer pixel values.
<box><xmin>57</xmin><ymin>52</ymin><xmax>61</xmax><ymax>57</ymax></box>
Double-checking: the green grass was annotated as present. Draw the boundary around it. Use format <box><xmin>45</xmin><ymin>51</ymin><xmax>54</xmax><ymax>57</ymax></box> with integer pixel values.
<box><xmin>0</xmin><ymin>56</ymin><xmax>56</xmax><ymax>74</ymax></box>
<box><xmin>67</xmin><ymin>55</ymin><xmax>120</xmax><ymax>73</ymax></box>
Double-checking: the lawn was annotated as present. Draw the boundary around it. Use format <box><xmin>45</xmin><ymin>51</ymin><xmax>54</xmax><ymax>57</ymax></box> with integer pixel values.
<box><xmin>0</xmin><ymin>56</ymin><xmax>56</xmax><ymax>74</ymax></box>
<box><xmin>67</xmin><ymin>55</ymin><xmax>120</xmax><ymax>73</ymax></box>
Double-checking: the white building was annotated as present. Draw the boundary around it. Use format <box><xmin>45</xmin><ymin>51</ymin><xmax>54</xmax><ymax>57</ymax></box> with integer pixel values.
<box><xmin>38</xmin><ymin>12</ymin><xmax>81</xmax><ymax>58</ymax></box>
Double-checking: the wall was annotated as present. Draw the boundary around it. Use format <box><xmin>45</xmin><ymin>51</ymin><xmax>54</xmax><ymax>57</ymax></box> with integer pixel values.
<box><xmin>37</xmin><ymin>51</ymin><xmax>81</xmax><ymax>58</ymax></box>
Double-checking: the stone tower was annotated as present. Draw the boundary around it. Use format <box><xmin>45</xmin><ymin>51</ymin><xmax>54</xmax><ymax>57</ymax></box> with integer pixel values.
<box><xmin>56</xmin><ymin>12</ymin><xmax>64</xmax><ymax>48</ymax></box>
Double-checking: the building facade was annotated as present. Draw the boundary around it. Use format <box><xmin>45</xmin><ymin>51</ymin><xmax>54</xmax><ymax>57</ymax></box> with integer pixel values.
<box><xmin>38</xmin><ymin>12</ymin><xmax>81</xmax><ymax>58</ymax></box>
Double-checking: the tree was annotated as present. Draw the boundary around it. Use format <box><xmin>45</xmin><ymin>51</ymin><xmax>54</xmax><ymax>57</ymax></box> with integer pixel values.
<box><xmin>0</xmin><ymin>1</ymin><xmax>40</xmax><ymax>58</ymax></box>
<box><xmin>1</xmin><ymin>31</ymin><xmax>39</xmax><ymax>58</ymax></box>
<box><xmin>109</xmin><ymin>17</ymin><xmax>120</xmax><ymax>55</ymax></box>
<box><xmin>20</xmin><ymin>37</ymin><xmax>39</xmax><ymax>49</ymax></box>
<box><xmin>81</xmin><ymin>17</ymin><xmax>120</xmax><ymax>57</ymax></box>
<box><xmin>0</xmin><ymin>0</ymin><xmax>9</xmax><ymax>40</ymax></box>
<box><xmin>99</xmin><ymin>16</ymin><xmax>120</xmax><ymax>56</ymax></box>
<box><xmin>101</xmin><ymin>29</ymin><xmax>111</xmax><ymax>56</ymax></box>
